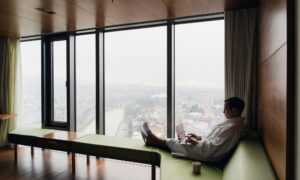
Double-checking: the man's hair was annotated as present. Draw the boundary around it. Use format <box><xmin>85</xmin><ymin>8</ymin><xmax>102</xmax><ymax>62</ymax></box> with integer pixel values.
<box><xmin>224</xmin><ymin>97</ymin><xmax>245</xmax><ymax>114</ymax></box>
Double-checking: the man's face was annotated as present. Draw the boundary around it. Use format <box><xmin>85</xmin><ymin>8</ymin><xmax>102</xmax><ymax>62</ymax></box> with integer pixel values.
<box><xmin>223</xmin><ymin>103</ymin><xmax>233</xmax><ymax>118</ymax></box>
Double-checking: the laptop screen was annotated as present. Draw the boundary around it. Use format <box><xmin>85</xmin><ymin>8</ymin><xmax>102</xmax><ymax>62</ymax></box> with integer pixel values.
<box><xmin>175</xmin><ymin>123</ymin><xmax>186</xmax><ymax>141</ymax></box>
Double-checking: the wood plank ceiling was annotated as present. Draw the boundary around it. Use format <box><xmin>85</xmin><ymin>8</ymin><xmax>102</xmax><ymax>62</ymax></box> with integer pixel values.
<box><xmin>0</xmin><ymin>0</ymin><xmax>258</xmax><ymax>38</ymax></box>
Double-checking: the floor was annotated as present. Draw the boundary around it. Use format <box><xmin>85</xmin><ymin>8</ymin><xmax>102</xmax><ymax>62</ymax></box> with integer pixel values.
<box><xmin>0</xmin><ymin>146</ymin><xmax>159</xmax><ymax>180</ymax></box>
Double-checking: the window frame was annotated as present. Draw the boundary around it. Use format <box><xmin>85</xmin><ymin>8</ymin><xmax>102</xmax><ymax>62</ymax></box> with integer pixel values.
<box><xmin>22</xmin><ymin>13</ymin><xmax>224</xmax><ymax>136</ymax></box>
<box><xmin>41</xmin><ymin>33</ymin><xmax>76</xmax><ymax>130</ymax></box>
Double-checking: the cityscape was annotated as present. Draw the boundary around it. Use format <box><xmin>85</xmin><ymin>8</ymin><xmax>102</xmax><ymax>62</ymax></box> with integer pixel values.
<box><xmin>20</xmin><ymin>20</ymin><xmax>224</xmax><ymax>139</ymax></box>
<box><xmin>21</xmin><ymin>81</ymin><xmax>224</xmax><ymax>139</ymax></box>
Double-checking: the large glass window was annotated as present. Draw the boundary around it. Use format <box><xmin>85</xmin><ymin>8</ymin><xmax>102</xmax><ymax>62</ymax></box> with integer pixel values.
<box><xmin>53</xmin><ymin>40</ymin><xmax>67</xmax><ymax>123</ymax></box>
<box><xmin>175</xmin><ymin>20</ymin><xmax>224</xmax><ymax>136</ymax></box>
<box><xmin>105</xmin><ymin>27</ymin><xmax>167</xmax><ymax>138</ymax></box>
<box><xmin>20</xmin><ymin>40</ymin><xmax>42</xmax><ymax>128</ymax></box>
<box><xmin>76</xmin><ymin>34</ymin><xmax>96</xmax><ymax>133</ymax></box>
<box><xmin>36</xmin><ymin>18</ymin><xmax>224</xmax><ymax>136</ymax></box>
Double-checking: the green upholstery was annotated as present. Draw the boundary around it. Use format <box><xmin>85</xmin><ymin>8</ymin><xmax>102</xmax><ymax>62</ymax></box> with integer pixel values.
<box><xmin>223</xmin><ymin>132</ymin><xmax>277</xmax><ymax>180</ymax></box>
<box><xmin>74</xmin><ymin>134</ymin><xmax>153</xmax><ymax>151</ymax></box>
<box><xmin>72</xmin><ymin>135</ymin><xmax>159</xmax><ymax>165</ymax></box>
<box><xmin>9</xmin><ymin>127</ymin><xmax>56</xmax><ymax>137</ymax></box>
<box><xmin>154</xmin><ymin>149</ymin><xmax>222</xmax><ymax>180</ymax></box>
<box><xmin>8</xmin><ymin>128</ymin><xmax>59</xmax><ymax>150</ymax></box>
<box><xmin>8</xmin><ymin>128</ymin><xmax>276</xmax><ymax>180</ymax></box>
<box><xmin>74</xmin><ymin>135</ymin><xmax>222</xmax><ymax>179</ymax></box>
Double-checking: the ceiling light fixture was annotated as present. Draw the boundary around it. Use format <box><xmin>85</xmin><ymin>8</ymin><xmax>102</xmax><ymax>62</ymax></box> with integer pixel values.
<box><xmin>35</xmin><ymin>7</ymin><xmax>56</xmax><ymax>15</ymax></box>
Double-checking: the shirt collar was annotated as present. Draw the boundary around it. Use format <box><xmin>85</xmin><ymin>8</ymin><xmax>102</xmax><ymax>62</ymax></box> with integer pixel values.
<box><xmin>225</xmin><ymin>116</ymin><xmax>244</xmax><ymax>124</ymax></box>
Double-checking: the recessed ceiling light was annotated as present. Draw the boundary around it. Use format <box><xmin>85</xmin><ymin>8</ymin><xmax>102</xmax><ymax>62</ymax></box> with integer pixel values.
<box><xmin>35</xmin><ymin>7</ymin><xmax>56</xmax><ymax>15</ymax></box>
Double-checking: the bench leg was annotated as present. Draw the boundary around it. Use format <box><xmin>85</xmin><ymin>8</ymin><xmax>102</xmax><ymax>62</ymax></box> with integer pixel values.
<box><xmin>14</xmin><ymin>144</ymin><xmax>18</xmax><ymax>164</ymax></box>
<box><xmin>86</xmin><ymin>155</ymin><xmax>90</xmax><ymax>165</ymax></box>
<box><xmin>31</xmin><ymin>146</ymin><xmax>34</xmax><ymax>156</ymax></box>
<box><xmin>72</xmin><ymin>153</ymin><xmax>75</xmax><ymax>173</ymax></box>
<box><xmin>151</xmin><ymin>165</ymin><xmax>156</xmax><ymax>180</ymax></box>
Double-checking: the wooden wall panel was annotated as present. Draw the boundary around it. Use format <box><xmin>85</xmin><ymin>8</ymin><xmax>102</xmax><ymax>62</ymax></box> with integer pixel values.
<box><xmin>258</xmin><ymin>45</ymin><xmax>287</xmax><ymax>180</ymax></box>
<box><xmin>259</xmin><ymin>0</ymin><xmax>287</xmax><ymax>63</ymax></box>
<box><xmin>258</xmin><ymin>0</ymin><xmax>289</xmax><ymax>179</ymax></box>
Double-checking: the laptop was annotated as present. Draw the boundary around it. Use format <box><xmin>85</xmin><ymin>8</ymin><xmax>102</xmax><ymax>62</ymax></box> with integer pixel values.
<box><xmin>176</xmin><ymin>123</ymin><xmax>188</xmax><ymax>144</ymax></box>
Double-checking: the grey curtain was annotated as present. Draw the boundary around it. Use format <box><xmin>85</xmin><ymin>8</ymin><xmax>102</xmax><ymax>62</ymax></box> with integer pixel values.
<box><xmin>0</xmin><ymin>38</ymin><xmax>19</xmax><ymax>147</ymax></box>
<box><xmin>225</xmin><ymin>9</ymin><xmax>257</xmax><ymax>129</ymax></box>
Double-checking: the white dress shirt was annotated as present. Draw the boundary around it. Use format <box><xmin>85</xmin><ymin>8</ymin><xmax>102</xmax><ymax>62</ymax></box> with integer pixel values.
<box><xmin>166</xmin><ymin>117</ymin><xmax>245</xmax><ymax>162</ymax></box>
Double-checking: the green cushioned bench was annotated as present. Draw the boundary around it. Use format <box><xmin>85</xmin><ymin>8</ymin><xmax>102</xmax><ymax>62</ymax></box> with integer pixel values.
<box><xmin>72</xmin><ymin>134</ymin><xmax>160</xmax><ymax>179</ymax></box>
<box><xmin>71</xmin><ymin>135</ymin><xmax>160</xmax><ymax>165</ymax></box>
<box><xmin>223</xmin><ymin>132</ymin><xmax>277</xmax><ymax>180</ymax></box>
<box><xmin>8</xmin><ymin>128</ymin><xmax>276</xmax><ymax>180</ymax></box>
<box><xmin>72</xmin><ymin>131</ymin><xmax>276</xmax><ymax>180</ymax></box>
<box><xmin>8</xmin><ymin>128</ymin><xmax>57</xmax><ymax>163</ymax></box>
<box><xmin>8</xmin><ymin>127</ymin><xmax>56</xmax><ymax>137</ymax></box>
<box><xmin>153</xmin><ymin>148</ymin><xmax>223</xmax><ymax>180</ymax></box>
<box><xmin>71</xmin><ymin>135</ymin><xmax>221</xmax><ymax>180</ymax></box>
<box><xmin>8</xmin><ymin>127</ymin><xmax>83</xmax><ymax>168</ymax></box>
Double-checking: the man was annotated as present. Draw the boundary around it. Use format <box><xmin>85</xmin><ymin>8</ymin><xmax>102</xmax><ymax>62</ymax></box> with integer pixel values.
<box><xmin>141</xmin><ymin>97</ymin><xmax>245</xmax><ymax>162</ymax></box>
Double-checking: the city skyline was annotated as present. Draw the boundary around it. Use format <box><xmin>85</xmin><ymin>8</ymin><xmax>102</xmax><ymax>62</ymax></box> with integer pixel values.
<box><xmin>21</xmin><ymin>82</ymin><xmax>224</xmax><ymax>138</ymax></box>
<box><xmin>20</xmin><ymin>20</ymin><xmax>224</xmax><ymax>138</ymax></box>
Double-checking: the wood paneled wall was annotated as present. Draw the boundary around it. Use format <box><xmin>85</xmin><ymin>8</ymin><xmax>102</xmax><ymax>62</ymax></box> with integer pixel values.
<box><xmin>258</xmin><ymin>0</ymin><xmax>295</xmax><ymax>179</ymax></box>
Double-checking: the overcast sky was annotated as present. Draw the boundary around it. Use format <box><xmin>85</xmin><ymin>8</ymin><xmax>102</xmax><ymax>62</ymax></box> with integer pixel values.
<box><xmin>21</xmin><ymin>20</ymin><xmax>224</xmax><ymax>90</ymax></box>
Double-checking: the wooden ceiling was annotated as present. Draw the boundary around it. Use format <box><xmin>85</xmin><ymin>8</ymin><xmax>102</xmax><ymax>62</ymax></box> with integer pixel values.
<box><xmin>0</xmin><ymin>0</ymin><xmax>259</xmax><ymax>38</ymax></box>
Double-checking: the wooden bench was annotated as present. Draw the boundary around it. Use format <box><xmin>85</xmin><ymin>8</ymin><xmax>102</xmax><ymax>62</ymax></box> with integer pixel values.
<box><xmin>7</xmin><ymin>128</ymin><xmax>88</xmax><ymax>171</ymax></box>
<box><xmin>8</xmin><ymin>128</ymin><xmax>276</xmax><ymax>180</ymax></box>
<box><xmin>71</xmin><ymin>134</ymin><xmax>160</xmax><ymax>179</ymax></box>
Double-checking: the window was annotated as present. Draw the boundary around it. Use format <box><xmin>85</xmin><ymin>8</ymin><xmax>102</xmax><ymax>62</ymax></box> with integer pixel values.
<box><xmin>105</xmin><ymin>26</ymin><xmax>167</xmax><ymax>138</ymax></box>
<box><xmin>41</xmin><ymin>35</ymin><xmax>75</xmax><ymax>130</ymax></box>
<box><xmin>37</xmin><ymin>16</ymin><xmax>224</xmax><ymax>137</ymax></box>
<box><xmin>53</xmin><ymin>40</ymin><xmax>68</xmax><ymax>123</ymax></box>
<box><xmin>175</xmin><ymin>20</ymin><xmax>225</xmax><ymax>135</ymax></box>
<box><xmin>20</xmin><ymin>40</ymin><xmax>41</xmax><ymax>128</ymax></box>
<box><xmin>76</xmin><ymin>34</ymin><xmax>96</xmax><ymax>133</ymax></box>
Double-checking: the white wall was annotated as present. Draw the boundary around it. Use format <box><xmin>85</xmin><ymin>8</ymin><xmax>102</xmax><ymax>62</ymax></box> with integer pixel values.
<box><xmin>296</xmin><ymin>0</ymin><xmax>300</xmax><ymax>179</ymax></box>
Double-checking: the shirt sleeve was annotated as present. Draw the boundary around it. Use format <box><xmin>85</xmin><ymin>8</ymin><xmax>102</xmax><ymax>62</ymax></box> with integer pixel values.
<box><xmin>166</xmin><ymin>124</ymin><xmax>240</xmax><ymax>161</ymax></box>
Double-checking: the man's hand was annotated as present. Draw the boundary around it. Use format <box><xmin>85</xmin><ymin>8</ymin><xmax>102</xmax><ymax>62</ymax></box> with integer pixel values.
<box><xmin>186</xmin><ymin>133</ymin><xmax>201</xmax><ymax>141</ymax></box>
<box><xmin>185</xmin><ymin>136</ymin><xmax>199</xmax><ymax>145</ymax></box>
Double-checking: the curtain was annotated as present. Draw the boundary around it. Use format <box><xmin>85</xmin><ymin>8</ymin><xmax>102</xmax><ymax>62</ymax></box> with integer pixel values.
<box><xmin>0</xmin><ymin>38</ymin><xmax>20</xmax><ymax>147</ymax></box>
<box><xmin>225</xmin><ymin>9</ymin><xmax>257</xmax><ymax>129</ymax></box>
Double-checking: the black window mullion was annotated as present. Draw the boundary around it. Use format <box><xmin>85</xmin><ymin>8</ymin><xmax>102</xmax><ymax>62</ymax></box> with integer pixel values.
<box><xmin>42</xmin><ymin>36</ymin><xmax>52</xmax><ymax>128</ymax></box>
<box><xmin>167</xmin><ymin>21</ymin><xmax>175</xmax><ymax>138</ymax></box>
<box><xmin>96</xmin><ymin>30</ymin><xmax>105</xmax><ymax>135</ymax></box>
<box><xmin>50</xmin><ymin>41</ymin><xmax>54</xmax><ymax>126</ymax></box>
<box><xmin>68</xmin><ymin>34</ymin><xmax>76</xmax><ymax>131</ymax></box>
